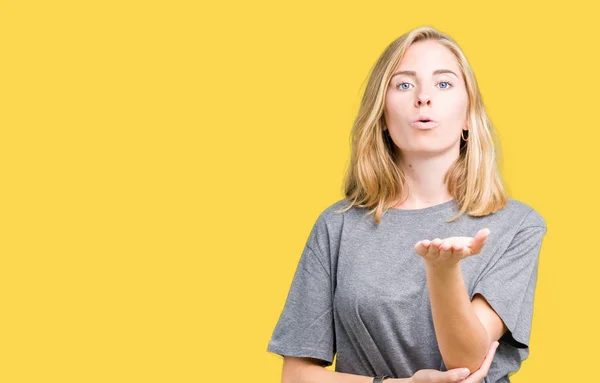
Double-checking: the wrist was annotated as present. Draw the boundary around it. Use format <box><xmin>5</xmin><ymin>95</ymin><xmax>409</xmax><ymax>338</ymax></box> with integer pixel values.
<box><xmin>425</xmin><ymin>261</ymin><xmax>460</xmax><ymax>274</ymax></box>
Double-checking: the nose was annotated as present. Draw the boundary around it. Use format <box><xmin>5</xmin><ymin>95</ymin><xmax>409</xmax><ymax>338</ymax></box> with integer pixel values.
<box><xmin>415</xmin><ymin>94</ymin><xmax>431</xmax><ymax>107</ymax></box>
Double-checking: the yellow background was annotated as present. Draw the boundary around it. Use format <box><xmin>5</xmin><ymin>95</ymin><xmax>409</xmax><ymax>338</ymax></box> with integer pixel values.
<box><xmin>0</xmin><ymin>0</ymin><xmax>594</xmax><ymax>382</ymax></box>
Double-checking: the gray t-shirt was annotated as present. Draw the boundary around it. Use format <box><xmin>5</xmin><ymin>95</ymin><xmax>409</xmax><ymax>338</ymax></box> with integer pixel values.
<box><xmin>267</xmin><ymin>197</ymin><xmax>547</xmax><ymax>383</ymax></box>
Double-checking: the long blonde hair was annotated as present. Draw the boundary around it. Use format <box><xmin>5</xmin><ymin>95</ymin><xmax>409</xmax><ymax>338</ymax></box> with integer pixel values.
<box><xmin>337</xmin><ymin>26</ymin><xmax>508</xmax><ymax>224</ymax></box>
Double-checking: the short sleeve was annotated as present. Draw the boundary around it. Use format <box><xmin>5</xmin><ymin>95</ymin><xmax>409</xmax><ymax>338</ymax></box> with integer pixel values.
<box><xmin>470</xmin><ymin>209</ymin><xmax>547</xmax><ymax>350</ymax></box>
<box><xmin>266</xmin><ymin>214</ymin><xmax>336</xmax><ymax>366</ymax></box>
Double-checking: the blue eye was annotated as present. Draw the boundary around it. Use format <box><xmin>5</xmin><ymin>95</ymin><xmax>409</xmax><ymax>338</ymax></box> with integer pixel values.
<box><xmin>396</xmin><ymin>82</ymin><xmax>412</xmax><ymax>90</ymax></box>
<box><xmin>394</xmin><ymin>80</ymin><xmax>453</xmax><ymax>90</ymax></box>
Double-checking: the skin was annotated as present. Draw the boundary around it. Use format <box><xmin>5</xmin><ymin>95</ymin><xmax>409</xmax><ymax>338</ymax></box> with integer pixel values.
<box><xmin>383</xmin><ymin>39</ymin><xmax>469</xmax><ymax>209</ymax></box>
<box><xmin>382</xmin><ymin>39</ymin><xmax>507</xmax><ymax>378</ymax></box>
<box><xmin>409</xmin><ymin>341</ymin><xmax>500</xmax><ymax>383</ymax></box>
<box><xmin>414</xmin><ymin>228</ymin><xmax>491</xmax><ymax>268</ymax></box>
<box><xmin>283</xmin><ymin>341</ymin><xmax>499</xmax><ymax>383</ymax></box>
<box><xmin>280</xmin><ymin>40</ymin><xmax>507</xmax><ymax>383</ymax></box>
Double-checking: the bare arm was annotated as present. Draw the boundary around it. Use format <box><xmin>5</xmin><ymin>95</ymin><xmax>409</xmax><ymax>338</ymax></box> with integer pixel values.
<box><xmin>425</xmin><ymin>263</ymin><xmax>491</xmax><ymax>373</ymax></box>
<box><xmin>280</xmin><ymin>346</ymin><xmax>500</xmax><ymax>383</ymax></box>
<box><xmin>416</xmin><ymin>231</ymin><xmax>507</xmax><ymax>374</ymax></box>
<box><xmin>282</xmin><ymin>357</ymin><xmax>411</xmax><ymax>383</ymax></box>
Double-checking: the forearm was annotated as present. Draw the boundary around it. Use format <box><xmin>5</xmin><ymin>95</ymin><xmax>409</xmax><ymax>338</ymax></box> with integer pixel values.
<box><xmin>425</xmin><ymin>262</ymin><xmax>489</xmax><ymax>373</ymax></box>
<box><xmin>288</xmin><ymin>364</ymin><xmax>411</xmax><ymax>383</ymax></box>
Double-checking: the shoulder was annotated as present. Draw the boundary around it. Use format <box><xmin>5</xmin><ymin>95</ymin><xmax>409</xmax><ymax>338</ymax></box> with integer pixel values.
<box><xmin>496</xmin><ymin>197</ymin><xmax>547</xmax><ymax>230</ymax></box>
<box><xmin>313</xmin><ymin>198</ymin><xmax>350</xmax><ymax>229</ymax></box>
<box><xmin>302</xmin><ymin>199</ymin><xmax>351</xmax><ymax>259</ymax></box>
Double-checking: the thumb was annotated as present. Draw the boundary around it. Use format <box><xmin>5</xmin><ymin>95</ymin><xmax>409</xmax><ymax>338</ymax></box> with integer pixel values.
<box><xmin>475</xmin><ymin>228</ymin><xmax>490</xmax><ymax>242</ymax></box>
<box><xmin>469</xmin><ymin>228</ymin><xmax>490</xmax><ymax>253</ymax></box>
<box><xmin>440</xmin><ymin>368</ymin><xmax>471</xmax><ymax>382</ymax></box>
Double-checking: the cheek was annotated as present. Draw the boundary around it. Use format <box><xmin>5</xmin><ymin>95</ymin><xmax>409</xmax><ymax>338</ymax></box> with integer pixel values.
<box><xmin>444</xmin><ymin>94</ymin><xmax>469</xmax><ymax>121</ymax></box>
<box><xmin>386</xmin><ymin>92</ymin><xmax>412</xmax><ymax>110</ymax></box>
<box><xmin>384</xmin><ymin>104</ymin><xmax>411</xmax><ymax>123</ymax></box>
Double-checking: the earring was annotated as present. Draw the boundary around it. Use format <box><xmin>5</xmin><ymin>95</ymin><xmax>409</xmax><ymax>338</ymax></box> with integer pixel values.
<box><xmin>461</xmin><ymin>129</ymin><xmax>469</xmax><ymax>142</ymax></box>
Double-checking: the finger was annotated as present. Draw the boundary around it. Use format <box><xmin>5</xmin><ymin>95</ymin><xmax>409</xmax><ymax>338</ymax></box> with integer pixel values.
<box><xmin>453</xmin><ymin>243</ymin><xmax>473</xmax><ymax>259</ymax></box>
<box><xmin>461</xmin><ymin>341</ymin><xmax>499</xmax><ymax>382</ymax></box>
<box><xmin>426</xmin><ymin>238</ymin><xmax>442</xmax><ymax>257</ymax></box>
<box><xmin>441</xmin><ymin>368</ymin><xmax>471</xmax><ymax>382</ymax></box>
<box><xmin>475</xmin><ymin>228</ymin><xmax>490</xmax><ymax>242</ymax></box>
<box><xmin>452</xmin><ymin>243</ymin><xmax>467</xmax><ymax>254</ymax></box>
<box><xmin>469</xmin><ymin>229</ymin><xmax>490</xmax><ymax>254</ymax></box>
<box><xmin>439</xmin><ymin>240</ymin><xmax>454</xmax><ymax>259</ymax></box>
<box><xmin>414</xmin><ymin>241</ymin><xmax>429</xmax><ymax>256</ymax></box>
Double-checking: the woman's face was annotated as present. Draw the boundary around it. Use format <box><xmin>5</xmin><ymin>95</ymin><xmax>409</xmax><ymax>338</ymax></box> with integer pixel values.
<box><xmin>384</xmin><ymin>40</ymin><xmax>469</xmax><ymax>156</ymax></box>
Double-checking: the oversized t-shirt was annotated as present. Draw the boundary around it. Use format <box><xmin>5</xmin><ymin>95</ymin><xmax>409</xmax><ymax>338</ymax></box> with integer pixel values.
<box><xmin>266</xmin><ymin>197</ymin><xmax>547</xmax><ymax>383</ymax></box>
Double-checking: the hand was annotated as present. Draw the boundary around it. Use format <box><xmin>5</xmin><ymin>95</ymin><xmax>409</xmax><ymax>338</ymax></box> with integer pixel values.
<box><xmin>413</xmin><ymin>228</ymin><xmax>490</xmax><ymax>268</ymax></box>
<box><xmin>406</xmin><ymin>341</ymin><xmax>499</xmax><ymax>383</ymax></box>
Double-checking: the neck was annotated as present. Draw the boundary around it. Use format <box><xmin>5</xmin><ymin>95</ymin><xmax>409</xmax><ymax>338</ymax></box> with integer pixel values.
<box><xmin>392</xmin><ymin>149</ymin><xmax>458</xmax><ymax>209</ymax></box>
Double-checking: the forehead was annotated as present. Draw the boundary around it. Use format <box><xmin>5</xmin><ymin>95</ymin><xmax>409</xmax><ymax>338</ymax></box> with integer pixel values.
<box><xmin>394</xmin><ymin>40</ymin><xmax>460</xmax><ymax>74</ymax></box>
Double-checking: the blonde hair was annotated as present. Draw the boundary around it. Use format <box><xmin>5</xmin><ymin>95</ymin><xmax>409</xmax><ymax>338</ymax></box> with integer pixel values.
<box><xmin>337</xmin><ymin>26</ymin><xmax>508</xmax><ymax>224</ymax></box>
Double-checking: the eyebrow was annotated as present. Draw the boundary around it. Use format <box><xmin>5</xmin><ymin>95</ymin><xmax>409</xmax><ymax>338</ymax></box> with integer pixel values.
<box><xmin>391</xmin><ymin>69</ymin><xmax>459</xmax><ymax>79</ymax></box>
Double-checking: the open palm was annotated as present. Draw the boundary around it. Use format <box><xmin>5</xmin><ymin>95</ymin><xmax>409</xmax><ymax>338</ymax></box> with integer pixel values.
<box><xmin>413</xmin><ymin>228</ymin><xmax>490</xmax><ymax>268</ymax></box>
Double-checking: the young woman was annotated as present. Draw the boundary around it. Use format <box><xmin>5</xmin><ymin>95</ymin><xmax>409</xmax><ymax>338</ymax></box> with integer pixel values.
<box><xmin>267</xmin><ymin>26</ymin><xmax>547</xmax><ymax>383</ymax></box>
